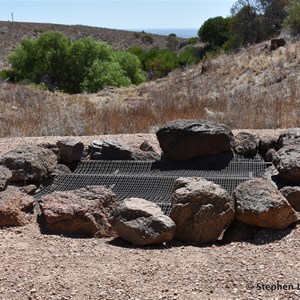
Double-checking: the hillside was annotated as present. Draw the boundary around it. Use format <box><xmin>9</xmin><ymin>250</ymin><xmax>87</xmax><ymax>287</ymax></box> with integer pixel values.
<box><xmin>0</xmin><ymin>21</ymin><xmax>186</xmax><ymax>69</ymax></box>
<box><xmin>0</xmin><ymin>21</ymin><xmax>299</xmax><ymax>137</ymax></box>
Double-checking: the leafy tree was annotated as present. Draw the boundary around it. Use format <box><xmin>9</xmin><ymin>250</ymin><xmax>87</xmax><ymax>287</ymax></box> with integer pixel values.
<box><xmin>9</xmin><ymin>31</ymin><xmax>146</xmax><ymax>93</ymax></box>
<box><xmin>10</xmin><ymin>32</ymin><xmax>70</xmax><ymax>86</ymax></box>
<box><xmin>141</xmin><ymin>48</ymin><xmax>178</xmax><ymax>79</ymax></box>
<box><xmin>262</xmin><ymin>0</ymin><xmax>289</xmax><ymax>36</ymax></box>
<box><xmin>284</xmin><ymin>0</ymin><xmax>300</xmax><ymax>36</ymax></box>
<box><xmin>82</xmin><ymin>60</ymin><xmax>131</xmax><ymax>92</ymax></box>
<box><xmin>230</xmin><ymin>5</ymin><xmax>262</xmax><ymax>46</ymax></box>
<box><xmin>114</xmin><ymin>51</ymin><xmax>146</xmax><ymax>84</ymax></box>
<box><xmin>198</xmin><ymin>16</ymin><xmax>231</xmax><ymax>48</ymax></box>
<box><xmin>229</xmin><ymin>0</ymin><xmax>290</xmax><ymax>49</ymax></box>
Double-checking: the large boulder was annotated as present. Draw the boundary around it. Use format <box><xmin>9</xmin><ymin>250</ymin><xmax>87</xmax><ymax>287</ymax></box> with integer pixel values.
<box><xmin>110</xmin><ymin>198</ymin><xmax>176</xmax><ymax>246</ymax></box>
<box><xmin>39</xmin><ymin>186</ymin><xmax>116</xmax><ymax>237</ymax></box>
<box><xmin>156</xmin><ymin>119</ymin><xmax>234</xmax><ymax>160</ymax></box>
<box><xmin>0</xmin><ymin>166</ymin><xmax>12</xmax><ymax>191</ymax></box>
<box><xmin>234</xmin><ymin>179</ymin><xmax>298</xmax><ymax>229</ymax></box>
<box><xmin>273</xmin><ymin>145</ymin><xmax>300</xmax><ymax>184</ymax></box>
<box><xmin>280</xmin><ymin>186</ymin><xmax>300</xmax><ymax>212</ymax></box>
<box><xmin>56</xmin><ymin>139</ymin><xmax>84</xmax><ymax>163</ymax></box>
<box><xmin>0</xmin><ymin>186</ymin><xmax>34</xmax><ymax>227</ymax></box>
<box><xmin>130</xmin><ymin>150</ymin><xmax>160</xmax><ymax>161</ymax></box>
<box><xmin>170</xmin><ymin>177</ymin><xmax>235</xmax><ymax>244</ymax></box>
<box><xmin>0</xmin><ymin>145</ymin><xmax>58</xmax><ymax>184</ymax></box>
<box><xmin>258</xmin><ymin>135</ymin><xmax>277</xmax><ymax>160</ymax></box>
<box><xmin>234</xmin><ymin>132</ymin><xmax>257</xmax><ymax>157</ymax></box>
<box><xmin>89</xmin><ymin>139</ymin><xmax>132</xmax><ymax>160</ymax></box>
<box><xmin>270</xmin><ymin>38</ymin><xmax>286</xmax><ymax>51</ymax></box>
<box><xmin>277</xmin><ymin>128</ymin><xmax>300</xmax><ymax>149</ymax></box>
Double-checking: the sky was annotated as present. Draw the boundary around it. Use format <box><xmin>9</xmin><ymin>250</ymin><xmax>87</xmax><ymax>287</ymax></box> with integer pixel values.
<box><xmin>0</xmin><ymin>0</ymin><xmax>234</xmax><ymax>30</ymax></box>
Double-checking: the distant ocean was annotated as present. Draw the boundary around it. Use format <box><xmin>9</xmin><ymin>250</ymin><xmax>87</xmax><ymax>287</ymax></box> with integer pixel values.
<box><xmin>131</xmin><ymin>28</ymin><xmax>198</xmax><ymax>38</ymax></box>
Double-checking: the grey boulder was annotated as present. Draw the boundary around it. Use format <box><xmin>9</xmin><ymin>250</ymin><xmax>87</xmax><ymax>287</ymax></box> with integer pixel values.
<box><xmin>110</xmin><ymin>198</ymin><xmax>176</xmax><ymax>246</ymax></box>
<box><xmin>170</xmin><ymin>177</ymin><xmax>234</xmax><ymax>243</ymax></box>
<box><xmin>234</xmin><ymin>179</ymin><xmax>298</xmax><ymax>229</ymax></box>
<box><xmin>280</xmin><ymin>186</ymin><xmax>300</xmax><ymax>212</ymax></box>
<box><xmin>57</xmin><ymin>139</ymin><xmax>84</xmax><ymax>163</ymax></box>
<box><xmin>0</xmin><ymin>145</ymin><xmax>58</xmax><ymax>184</ymax></box>
<box><xmin>277</xmin><ymin>128</ymin><xmax>300</xmax><ymax>149</ymax></box>
<box><xmin>156</xmin><ymin>119</ymin><xmax>234</xmax><ymax>160</ymax></box>
<box><xmin>234</xmin><ymin>132</ymin><xmax>257</xmax><ymax>157</ymax></box>
<box><xmin>273</xmin><ymin>145</ymin><xmax>300</xmax><ymax>184</ymax></box>
<box><xmin>89</xmin><ymin>139</ymin><xmax>132</xmax><ymax>160</ymax></box>
<box><xmin>0</xmin><ymin>166</ymin><xmax>12</xmax><ymax>191</ymax></box>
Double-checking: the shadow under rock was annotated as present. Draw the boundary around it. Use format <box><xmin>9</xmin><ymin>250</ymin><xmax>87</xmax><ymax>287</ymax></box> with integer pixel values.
<box><xmin>249</xmin><ymin>223</ymin><xmax>297</xmax><ymax>245</ymax></box>
<box><xmin>107</xmin><ymin>237</ymin><xmax>189</xmax><ymax>250</ymax></box>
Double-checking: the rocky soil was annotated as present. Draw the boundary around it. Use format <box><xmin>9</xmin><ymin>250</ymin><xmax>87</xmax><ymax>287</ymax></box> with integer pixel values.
<box><xmin>0</xmin><ymin>130</ymin><xmax>299</xmax><ymax>300</ymax></box>
<box><xmin>1</xmin><ymin>220</ymin><xmax>300</xmax><ymax>300</ymax></box>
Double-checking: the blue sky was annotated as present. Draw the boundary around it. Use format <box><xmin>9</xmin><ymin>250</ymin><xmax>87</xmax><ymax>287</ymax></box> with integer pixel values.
<box><xmin>0</xmin><ymin>1</ymin><xmax>234</xmax><ymax>30</ymax></box>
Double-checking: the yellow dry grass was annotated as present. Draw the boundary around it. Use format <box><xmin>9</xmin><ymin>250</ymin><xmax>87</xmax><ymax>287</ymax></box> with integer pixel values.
<box><xmin>0</xmin><ymin>38</ymin><xmax>299</xmax><ymax>137</ymax></box>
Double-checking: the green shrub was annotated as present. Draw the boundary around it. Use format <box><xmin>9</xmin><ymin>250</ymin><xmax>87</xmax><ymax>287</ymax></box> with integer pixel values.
<box><xmin>166</xmin><ymin>34</ymin><xmax>179</xmax><ymax>50</ymax></box>
<box><xmin>178</xmin><ymin>46</ymin><xmax>208</xmax><ymax>66</ymax></box>
<box><xmin>144</xmin><ymin>49</ymin><xmax>178</xmax><ymax>79</ymax></box>
<box><xmin>115</xmin><ymin>51</ymin><xmax>146</xmax><ymax>84</ymax></box>
<box><xmin>198</xmin><ymin>16</ymin><xmax>231</xmax><ymax>48</ymax></box>
<box><xmin>82</xmin><ymin>60</ymin><xmax>131</xmax><ymax>93</ymax></box>
<box><xmin>187</xmin><ymin>37</ymin><xmax>199</xmax><ymax>45</ymax></box>
<box><xmin>8</xmin><ymin>31</ymin><xmax>145</xmax><ymax>93</ymax></box>
<box><xmin>141</xmin><ymin>34</ymin><xmax>154</xmax><ymax>44</ymax></box>
<box><xmin>0</xmin><ymin>69</ymin><xmax>15</xmax><ymax>81</ymax></box>
<box><xmin>284</xmin><ymin>0</ymin><xmax>300</xmax><ymax>36</ymax></box>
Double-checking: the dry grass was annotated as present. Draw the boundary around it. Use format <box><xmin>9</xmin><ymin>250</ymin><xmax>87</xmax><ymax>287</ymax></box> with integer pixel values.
<box><xmin>1</xmin><ymin>37</ymin><xmax>300</xmax><ymax>137</ymax></box>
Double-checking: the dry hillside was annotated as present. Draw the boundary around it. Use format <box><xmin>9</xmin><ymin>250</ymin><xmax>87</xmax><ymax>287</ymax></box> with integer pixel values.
<box><xmin>0</xmin><ymin>21</ymin><xmax>186</xmax><ymax>69</ymax></box>
<box><xmin>0</xmin><ymin>22</ymin><xmax>299</xmax><ymax>137</ymax></box>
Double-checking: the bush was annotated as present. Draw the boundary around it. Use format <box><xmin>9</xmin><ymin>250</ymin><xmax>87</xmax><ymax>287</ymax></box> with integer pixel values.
<box><xmin>141</xmin><ymin>34</ymin><xmax>154</xmax><ymax>44</ymax></box>
<box><xmin>166</xmin><ymin>34</ymin><xmax>179</xmax><ymax>50</ymax></box>
<box><xmin>198</xmin><ymin>16</ymin><xmax>231</xmax><ymax>48</ymax></box>
<box><xmin>284</xmin><ymin>0</ymin><xmax>300</xmax><ymax>36</ymax></box>
<box><xmin>178</xmin><ymin>46</ymin><xmax>208</xmax><ymax>66</ymax></box>
<box><xmin>140</xmin><ymin>48</ymin><xmax>178</xmax><ymax>79</ymax></box>
<box><xmin>82</xmin><ymin>61</ymin><xmax>131</xmax><ymax>92</ymax></box>
<box><xmin>114</xmin><ymin>51</ymin><xmax>146</xmax><ymax>84</ymax></box>
<box><xmin>9</xmin><ymin>31</ymin><xmax>145</xmax><ymax>93</ymax></box>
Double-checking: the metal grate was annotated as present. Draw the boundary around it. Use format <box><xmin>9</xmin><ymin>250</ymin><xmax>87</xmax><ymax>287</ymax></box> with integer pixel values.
<box><xmin>35</xmin><ymin>153</ymin><xmax>268</xmax><ymax>215</ymax></box>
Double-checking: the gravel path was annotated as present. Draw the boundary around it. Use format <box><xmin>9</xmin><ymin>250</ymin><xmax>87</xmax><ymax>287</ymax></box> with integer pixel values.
<box><xmin>0</xmin><ymin>129</ymin><xmax>297</xmax><ymax>300</ymax></box>
<box><xmin>0</xmin><ymin>221</ymin><xmax>300</xmax><ymax>300</ymax></box>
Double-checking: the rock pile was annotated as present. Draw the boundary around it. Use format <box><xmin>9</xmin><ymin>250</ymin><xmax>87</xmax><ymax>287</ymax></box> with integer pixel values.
<box><xmin>0</xmin><ymin>121</ymin><xmax>299</xmax><ymax>247</ymax></box>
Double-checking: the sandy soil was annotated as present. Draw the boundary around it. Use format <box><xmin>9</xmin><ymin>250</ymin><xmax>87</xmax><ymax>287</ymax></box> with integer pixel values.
<box><xmin>0</xmin><ymin>129</ymin><xmax>299</xmax><ymax>300</ymax></box>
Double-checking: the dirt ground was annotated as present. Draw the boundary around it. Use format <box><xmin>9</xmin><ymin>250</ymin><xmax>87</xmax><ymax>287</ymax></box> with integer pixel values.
<box><xmin>0</xmin><ymin>130</ymin><xmax>298</xmax><ymax>300</ymax></box>
<box><xmin>0</xmin><ymin>220</ymin><xmax>300</xmax><ymax>300</ymax></box>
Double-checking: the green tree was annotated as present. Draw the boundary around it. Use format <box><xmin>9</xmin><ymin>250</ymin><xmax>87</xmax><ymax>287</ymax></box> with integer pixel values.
<box><xmin>230</xmin><ymin>5</ymin><xmax>262</xmax><ymax>46</ymax></box>
<box><xmin>262</xmin><ymin>0</ymin><xmax>289</xmax><ymax>36</ymax></box>
<box><xmin>142</xmin><ymin>48</ymin><xmax>178</xmax><ymax>79</ymax></box>
<box><xmin>178</xmin><ymin>46</ymin><xmax>208</xmax><ymax>66</ymax></box>
<box><xmin>114</xmin><ymin>51</ymin><xmax>146</xmax><ymax>84</ymax></box>
<box><xmin>82</xmin><ymin>60</ymin><xmax>131</xmax><ymax>93</ymax></box>
<box><xmin>284</xmin><ymin>0</ymin><xmax>300</xmax><ymax>36</ymax></box>
<box><xmin>229</xmin><ymin>0</ymin><xmax>290</xmax><ymax>48</ymax></box>
<box><xmin>9</xmin><ymin>31</ymin><xmax>70</xmax><ymax>87</ymax></box>
<box><xmin>198</xmin><ymin>16</ymin><xmax>231</xmax><ymax>48</ymax></box>
<box><xmin>9</xmin><ymin>31</ymin><xmax>146</xmax><ymax>93</ymax></box>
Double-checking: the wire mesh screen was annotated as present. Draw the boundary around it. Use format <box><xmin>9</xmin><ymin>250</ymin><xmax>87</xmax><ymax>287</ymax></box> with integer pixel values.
<box><xmin>35</xmin><ymin>153</ymin><xmax>268</xmax><ymax>215</ymax></box>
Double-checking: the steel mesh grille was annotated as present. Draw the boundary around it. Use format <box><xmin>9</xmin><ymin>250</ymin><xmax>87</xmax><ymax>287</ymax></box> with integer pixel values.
<box><xmin>35</xmin><ymin>153</ymin><xmax>268</xmax><ymax>215</ymax></box>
